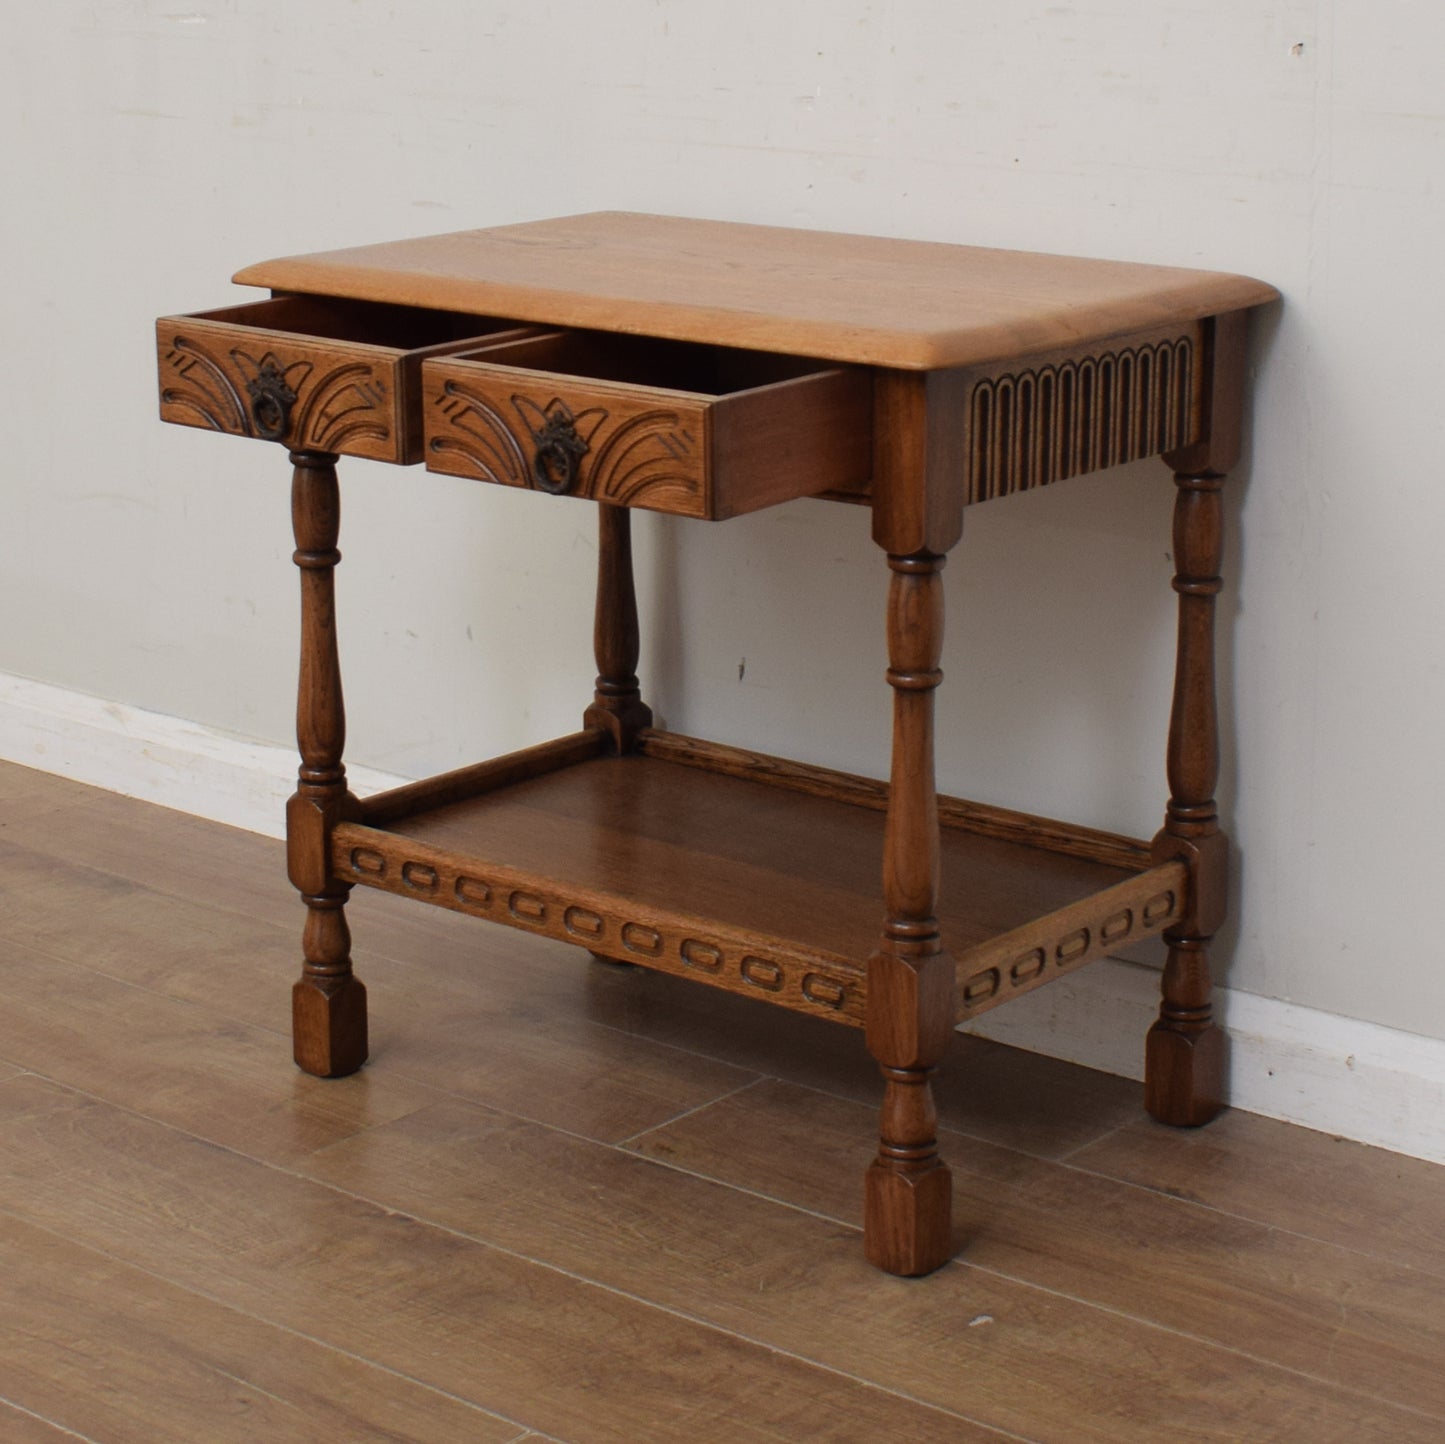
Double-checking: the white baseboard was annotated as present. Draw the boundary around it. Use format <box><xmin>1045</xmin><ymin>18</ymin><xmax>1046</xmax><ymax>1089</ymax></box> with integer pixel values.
<box><xmin>0</xmin><ymin>672</ymin><xmax>405</xmax><ymax>840</ymax></box>
<box><xmin>3</xmin><ymin>669</ymin><xmax>1443</xmax><ymax>1167</ymax></box>
<box><xmin>962</xmin><ymin>958</ymin><xmax>1445</xmax><ymax>1165</ymax></box>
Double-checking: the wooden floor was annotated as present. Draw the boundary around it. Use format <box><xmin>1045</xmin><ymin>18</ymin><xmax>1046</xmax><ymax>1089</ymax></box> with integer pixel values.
<box><xmin>1</xmin><ymin>762</ymin><xmax>1442</xmax><ymax>1443</ymax></box>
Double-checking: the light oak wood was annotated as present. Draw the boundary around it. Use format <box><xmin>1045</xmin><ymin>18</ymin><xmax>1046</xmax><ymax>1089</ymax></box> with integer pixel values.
<box><xmin>157</xmin><ymin>215</ymin><xmax>1279</xmax><ymax>1280</ymax></box>
<box><xmin>157</xmin><ymin>296</ymin><xmax>529</xmax><ymax>462</ymax></box>
<box><xmin>422</xmin><ymin>330</ymin><xmax>872</xmax><ymax>518</ymax></box>
<box><xmin>234</xmin><ymin>211</ymin><xmax>1278</xmax><ymax>371</ymax></box>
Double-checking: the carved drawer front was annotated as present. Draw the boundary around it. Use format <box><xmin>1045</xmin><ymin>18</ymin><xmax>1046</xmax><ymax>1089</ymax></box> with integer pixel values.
<box><xmin>421</xmin><ymin>331</ymin><xmax>872</xmax><ymax>519</ymax></box>
<box><xmin>157</xmin><ymin>297</ymin><xmax>533</xmax><ymax>464</ymax></box>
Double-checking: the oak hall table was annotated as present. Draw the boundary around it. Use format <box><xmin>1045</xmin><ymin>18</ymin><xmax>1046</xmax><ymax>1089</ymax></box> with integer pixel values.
<box><xmin>156</xmin><ymin>213</ymin><xmax>1277</xmax><ymax>1277</ymax></box>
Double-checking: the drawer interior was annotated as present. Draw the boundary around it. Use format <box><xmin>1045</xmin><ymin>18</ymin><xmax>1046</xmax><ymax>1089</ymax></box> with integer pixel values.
<box><xmin>445</xmin><ymin>330</ymin><xmax>835</xmax><ymax>394</ymax></box>
<box><xmin>186</xmin><ymin>295</ymin><xmax>521</xmax><ymax>351</ymax></box>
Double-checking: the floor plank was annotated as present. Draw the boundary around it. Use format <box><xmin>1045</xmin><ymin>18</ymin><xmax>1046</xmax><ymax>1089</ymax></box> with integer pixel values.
<box><xmin>5</xmin><ymin>761</ymin><xmax>1442</xmax><ymax>1441</ymax></box>
<box><xmin>0</xmin><ymin>1211</ymin><xmax>523</xmax><ymax>1444</ymax></box>
<box><xmin>0</xmin><ymin>1397</ymin><xmax>95</xmax><ymax>1443</ymax></box>
<box><xmin>0</xmin><ymin>935</ymin><xmax>444</xmax><ymax>1166</ymax></box>
<box><xmin>0</xmin><ymin>760</ymin><xmax>99</xmax><ymax>810</ymax></box>
<box><xmin>583</xmin><ymin>960</ymin><xmax>1144</xmax><ymax>1157</ymax></box>
<box><xmin>297</xmin><ymin>1092</ymin><xmax>1440</xmax><ymax>1443</ymax></box>
<box><xmin>1070</xmin><ymin>1112</ymin><xmax>1445</xmax><ymax>1279</ymax></box>
<box><xmin>626</xmin><ymin>1077</ymin><xmax>1445</xmax><ymax>1420</ymax></box>
<box><xmin>0</xmin><ymin>837</ymin><xmax>751</xmax><ymax>1146</ymax></box>
<box><xmin>0</xmin><ymin>1076</ymin><xmax>1002</xmax><ymax>1444</ymax></box>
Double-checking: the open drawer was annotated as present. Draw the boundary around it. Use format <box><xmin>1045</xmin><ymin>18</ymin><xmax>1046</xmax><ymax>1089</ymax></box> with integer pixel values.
<box><xmin>156</xmin><ymin>296</ymin><xmax>534</xmax><ymax>463</ymax></box>
<box><xmin>421</xmin><ymin>331</ymin><xmax>873</xmax><ymax>519</ymax></box>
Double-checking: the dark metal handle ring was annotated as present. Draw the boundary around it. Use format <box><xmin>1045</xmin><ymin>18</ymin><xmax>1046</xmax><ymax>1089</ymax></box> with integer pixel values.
<box><xmin>246</xmin><ymin>363</ymin><xmax>299</xmax><ymax>442</ymax></box>
<box><xmin>533</xmin><ymin>437</ymin><xmax>580</xmax><ymax>494</ymax></box>
<box><xmin>531</xmin><ymin>411</ymin><xmax>589</xmax><ymax>494</ymax></box>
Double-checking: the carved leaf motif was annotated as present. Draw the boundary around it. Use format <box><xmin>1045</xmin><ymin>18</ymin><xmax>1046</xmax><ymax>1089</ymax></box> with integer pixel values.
<box><xmin>587</xmin><ymin>409</ymin><xmax>700</xmax><ymax>505</ymax></box>
<box><xmin>230</xmin><ymin>348</ymin><xmax>314</xmax><ymax>400</ymax></box>
<box><xmin>292</xmin><ymin>362</ymin><xmax>390</xmax><ymax>452</ymax></box>
<box><xmin>511</xmin><ymin>395</ymin><xmax>609</xmax><ymax>449</ymax></box>
<box><xmin>161</xmin><ymin>336</ymin><xmax>250</xmax><ymax>434</ymax></box>
<box><xmin>430</xmin><ymin>381</ymin><xmax>528</xmax><ymax>484</ymax></box>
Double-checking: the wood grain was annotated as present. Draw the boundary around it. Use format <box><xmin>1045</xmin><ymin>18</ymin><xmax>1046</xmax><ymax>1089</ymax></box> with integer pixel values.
<box><xmin>1071</xmin><ymin>1113</ymin><xmax>1445</xmax><ymax>1280</ymax></box>
<box><xmin>637</xmin><ymin>728</ymin><xmax>1152</xmax><ymax>868</ymax></box>
<box><xmin>0</xmin><ymin>835</ymin><xmax>757</xmax><ymax>1149</ymax></box>
<box><xmin>0</xmin><ymin>1399</ymin><xmax>97</xmax><ymax>1443</ymax></box>
<box><xmin>5</xmin><ymin>770</ymin><xmax>1441</xmax><ymax>1439</ymax></box>
<box><xmin>287</xmin><ymin>449</ymin><xmax>367</xmax><ymax>1078</ymax></box>
<box><xmin>954</xmin><ymin>859</ymin><xmax>1185</xmax><ymax>1021</ymax></box>
<box><xmin>0</xmin><ymin>935</ymin><xmax>441</xmax><ymax>1166</ymax></box>
<box><xmin>0</xmin><ymin>1211</ymin><xmax>522</xmax><ymax>1444</ymax></box>
<box><xmin>297</xmin><ymin>1093</ymin><xmax>1441</xmax><ymax>1442</ymax></box>
<box><xmin>0</xmin><ymin>1076</ymin><xmax>1003</xmax><ymax>1444</ymax></box>
<box><xmin>628</xmin><ymin>1078</ymin><xmax>1445</xmax><ymax>1422</ymax></box>
<box><xmin>369</xmin><ymin>752</ymin><xmax>1133</xmax><ymax>965</ymax></box>
<box><xmin>334</xmin><ymin>817</ymin><xmax>870</xmax><ymax>1026</ymax></box>
<box><xmin>157</xmin><ymin>297</ymin><xmax>528</xmax><ymax>463</ymax></box>
<box><xmin>585</xmin><ymin>503</ymin><xmax>653</xmax><ymax>751</ymax></box>
<box><xmin>234</xmin><ymin>212</ymin><xmax>1278</xmax><ymax>371</ymax></box>
<box><xmin>422</xmin><ymin>330</ymin><xmax>871</xmax><ymax>518</ymax></box>
<box><xmin>359</xmin><ymin>728</ymin><xmax>607</xmax><ymax>825</ymax></box>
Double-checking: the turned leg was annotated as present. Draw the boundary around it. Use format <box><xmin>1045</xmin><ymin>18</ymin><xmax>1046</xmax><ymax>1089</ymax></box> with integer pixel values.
<box><xmin>864</xmin><ymin>551</ymin><xmax>955</xmax><ymax>1277</ymax></box>
<box><xmin>1146</xmin><ymin>469</ymin><xmax>1228</xmax><ymax>1124</ymax></box>
<box><xmin>583</xmin><ymin>502</ymin><xmax>654</xmax><ymax>968</ymax></box>
<box><xmin>287</xmin><ymin>448</ymin><xmax>367</xmax><ymax>1078</ymax></box>
<box><xmin>583</xmin><ymin>502</ymin><xmax>653</xmax><ymax>753</ymax></box>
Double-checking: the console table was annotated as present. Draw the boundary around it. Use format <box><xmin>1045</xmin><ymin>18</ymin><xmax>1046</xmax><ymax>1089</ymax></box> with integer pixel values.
<box><xmin>156</xmin><ymin>213</ymin><xmax>1276</xmax><ymax>1276</ymax></box>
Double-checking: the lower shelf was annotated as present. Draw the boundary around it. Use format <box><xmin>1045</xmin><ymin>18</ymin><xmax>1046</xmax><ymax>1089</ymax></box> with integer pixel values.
<box><xmin>330</xmin><ymin>729</ymin><xmax>1185</xmax><ymax>1029</ymax></box>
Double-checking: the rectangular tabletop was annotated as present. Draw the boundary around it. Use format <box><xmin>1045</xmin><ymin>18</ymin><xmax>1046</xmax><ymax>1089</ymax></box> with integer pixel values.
<box><xmin>234</xmin><ymin>211</ymin><xmax>1278</xmax><ymax>371</ymax></box>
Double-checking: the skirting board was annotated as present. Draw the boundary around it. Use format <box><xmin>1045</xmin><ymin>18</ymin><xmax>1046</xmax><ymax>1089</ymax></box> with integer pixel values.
<box><xmin>3</xmin><ymin>668</ymin><xmax>1443</xmax><ymax>1168</ymax></box>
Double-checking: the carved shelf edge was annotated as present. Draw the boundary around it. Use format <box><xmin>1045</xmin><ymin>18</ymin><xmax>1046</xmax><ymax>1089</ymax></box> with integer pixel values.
<box><xmin>954</xmin><ymin>858</ymin><xmax>1187</xmax><ymax>1023</ymax></box>
<box><xmin>330</xmin><ymin>821</ymin><xmax>869</xmax><ymax>1027</ymax></box>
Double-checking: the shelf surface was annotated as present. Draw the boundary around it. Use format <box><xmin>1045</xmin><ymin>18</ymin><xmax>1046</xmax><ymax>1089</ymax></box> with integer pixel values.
<box><xmin>376</xmin><ymin>751</ymin><xmax>1134</xmax><ymax>963</ymax></box>
<box><xmin>235</xmin><ymin>211</ymin><xmax>1279</xmax><ymax>371</ymax></box>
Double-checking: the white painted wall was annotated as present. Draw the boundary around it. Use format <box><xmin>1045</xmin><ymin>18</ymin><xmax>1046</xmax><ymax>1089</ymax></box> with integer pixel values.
<box><xmin>3</xmin><ymin>3</ymin><xmax>1443</xmax><ymax>1058</ymax></box>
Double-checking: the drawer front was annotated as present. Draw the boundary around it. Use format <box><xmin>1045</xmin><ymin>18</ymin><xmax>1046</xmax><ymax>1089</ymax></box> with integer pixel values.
<box><xmin>157</xmin><ymin>298</ymin><xmax>527</xmax><ymax>464</ymax></box>
<box><xmin>423</xmin><ymin>333</ymin><xmax>872</xmax><ymax>520</ymax></box>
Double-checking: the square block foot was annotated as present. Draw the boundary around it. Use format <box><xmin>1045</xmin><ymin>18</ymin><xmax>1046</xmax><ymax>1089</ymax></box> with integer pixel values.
<box><xmin>293</xmin><ymin>975</ymin><xmax>368</xmax><ymax>1078</ymax></box>
<box><xmin>1144</xmin><ymin>1021</ymin><xmax>1225</xmax><ymax>1127</ymax></box>
<box><xmin>864</xmin><ymin>1160</ymin><xmax>953</xmax><ymax>1277</ymax></box>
